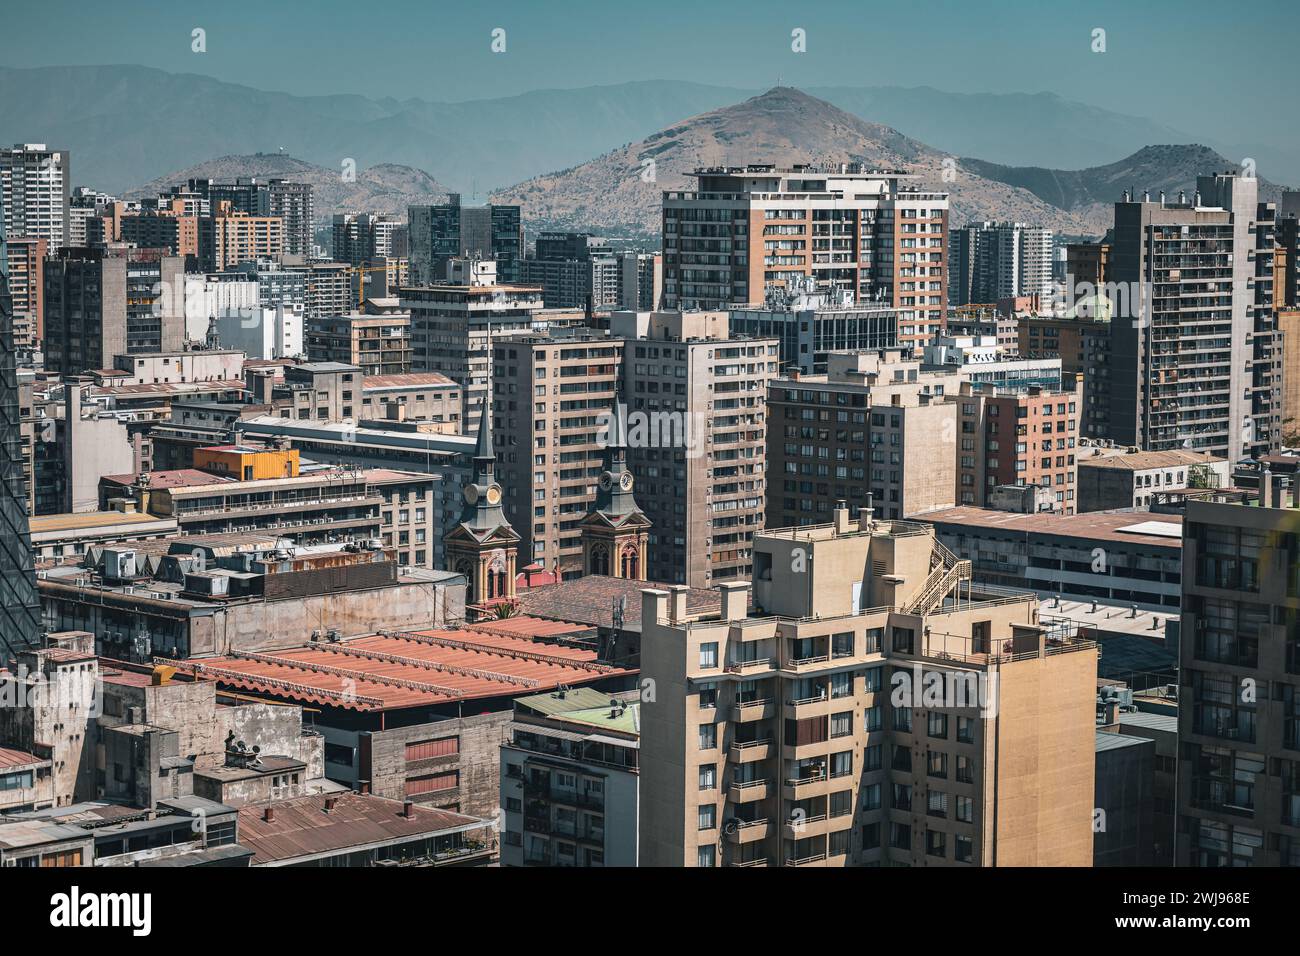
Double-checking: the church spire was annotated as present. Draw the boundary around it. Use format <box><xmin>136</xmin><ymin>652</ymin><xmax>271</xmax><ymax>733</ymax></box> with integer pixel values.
<box><xmin>581</xmin><ymin>362</ymin><xmax>650</xmax><ymax>580</ymax></box>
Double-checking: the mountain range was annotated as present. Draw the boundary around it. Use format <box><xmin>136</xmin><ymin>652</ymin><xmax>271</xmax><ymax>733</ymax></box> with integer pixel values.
<box><xmin>3</xmin><ymin>64</ymin><xmax>1291</xmax><ymax>240</ymax></box>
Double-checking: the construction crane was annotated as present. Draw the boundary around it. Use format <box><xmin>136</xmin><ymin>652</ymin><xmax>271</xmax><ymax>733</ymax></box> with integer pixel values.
<box><xmin>341</xmin><ymin>261</ymin><xmax>397</xmax><ymax>311</ymax></box>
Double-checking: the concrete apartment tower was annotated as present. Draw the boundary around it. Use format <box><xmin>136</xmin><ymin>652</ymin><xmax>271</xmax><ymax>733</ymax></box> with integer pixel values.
<box><xmin>0</xmin><ymin>248</ymin><xmax>43</xmax><ymax>657</ymax></box>
<box><xmin>1108</xmin><ymin>174</ymin><xmax>1278</xmax><ymax>459</ymax></box>
<box><xmin>1177</xmin><ymin>481</ymin><xmax>1300</xmax><ymax>865</ymax></box>
<box><xmin>662</xmin><ymin>164</ymin><xmax>947</xmax><ymax>346</ymax></box>
<box><xmin>0</xmin><ymin>144</ymin><xmax>71</xmax><ymax>251</ymax></box>
<box><xmin>639</xmin><ymin>503</ymin><xmax>1099</xmax><ymax>867</ymax></box>
<box><xmin>612</xmin><ymin>310</ymin><xmax>779</xmax><ymax>588</ymax></box>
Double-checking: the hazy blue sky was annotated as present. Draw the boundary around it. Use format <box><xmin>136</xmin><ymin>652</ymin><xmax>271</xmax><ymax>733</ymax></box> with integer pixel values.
<box><xmin>0</xmin><ymin>0</ymin><xmax>1293</xmax><ymax>145</ymax></box>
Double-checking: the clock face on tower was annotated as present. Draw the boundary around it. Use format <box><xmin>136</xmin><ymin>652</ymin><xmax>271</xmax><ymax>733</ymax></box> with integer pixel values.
<box><xmin>619</xmin><ymin>472</ymin><xmax>634</xmax><ymax>492</ymax></box>
<box><xmin>463</xmin><ymin>484</ymin><xmax>479</xmax><ymax>505</ymax></box>
<box><xmin>599</xmin><ymin>472</ymin><xmax>613</xmax><ymax>491</ymax></box>
<box><xmin>486</xmin><ymin>484</ymin><xmax>502</xmax><ymax>505</ymax></box>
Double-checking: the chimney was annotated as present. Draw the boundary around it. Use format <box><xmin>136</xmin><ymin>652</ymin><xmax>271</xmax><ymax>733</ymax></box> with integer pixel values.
<box><xmin>403</xmin><ymin>800</ymin><xmax>415</xmax><ymax>818</ymax></box>
<box><xmin>359</xmin><ymin>780</ymin><xmax>370</xmax><ymax>795</ymax></box>
<box><xmin>263</xmin><ymin>807</ymin><xmax>275</xmax><ymax>823</ymax></box>
<box><xmin>1262</xmin><ymin>466</ymin><xmax>1273</xmax><ymax>508</ymax></box>
<box><xmin>324</xmin><ymin>796</ymin><xmax>338</xmax><ymax>811</ymax></box>
<box><xmin>719</xmin><ymin>582</ymin><xmax>749</xmax><ymax>622</ymax></box>
<box><xmin>1273</xmin><ymin>476</ymin><xmax>1289</xmax><ymax>510</ymax></box>
<box><xmin>667</xmin><ymin>585</ymin><xmax>688</xmax><ymax>624</ymax></box>
<box><xmin>1102</xmin><ymin>699</ymin><xmax>1120</xmax><ymax>728</ymax></box>
<box><xmin>834</xmin><ymin>500</ymin><xmax>851</xmax><ymax>534</ymax></box>
<box><xmin>642</xmin><ymin>588</ymin><xmax>669</xmax><ymax>627</ymax></box>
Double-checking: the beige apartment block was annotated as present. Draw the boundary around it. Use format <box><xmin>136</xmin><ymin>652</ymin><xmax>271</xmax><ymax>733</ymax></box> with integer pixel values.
<box><xmin>766</xmin><ymin>350</ymin><xmax>1082</xmax><ymax>528</ymax></box>
<box><xmin>493</xmin><ymin>331</ymin><xmax>624</xmax><ymax>575</ymax></box>
<box><xmin>613</xmin><ymin>310</ymin><xmax>778</xmax><ymax>587</ymax></box>
<box><xmin>662</xmin><ymin>163</ymin><xmax>948</xmax><ymax>345</ymax></box>
<box><xmin>639</xmin><ymin>503</ymin><xmax>1098</xmax><ymax>867</ymax></box>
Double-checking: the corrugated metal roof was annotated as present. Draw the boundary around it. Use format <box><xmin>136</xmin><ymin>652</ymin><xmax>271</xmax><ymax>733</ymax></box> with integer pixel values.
<box><xmin>1096</xmin><ymin>731</ymin><xmax>1151</xmax><ymax>753</ymax></box>
<box><xmin>1119</xmin><ymin>711</ymin><xmax>1178</xmax><ymax>733</ymax></box>
<box><xmin>236</xmin><ymin>793</ymin><xmax>487</xmax><ymax>865</ymax></box>
<box><xmin>0</xmin><ymin>746</ymin><xmax>46</xmax><ymax>770</ymax></box>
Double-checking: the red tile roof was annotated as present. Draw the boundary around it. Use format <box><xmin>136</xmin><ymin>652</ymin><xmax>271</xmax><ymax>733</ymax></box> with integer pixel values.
<box><xmin>162</xmin><ymin>624</ymin><xmax>625</xmax><ymax>713</ymax></box>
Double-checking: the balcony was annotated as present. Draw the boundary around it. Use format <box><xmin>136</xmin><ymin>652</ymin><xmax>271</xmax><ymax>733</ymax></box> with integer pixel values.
<box><xmin>783</xmin><ymin>739</ymin><xmax>830</xmax><ymax>762</ymax></box>
<box><xmin>729</xmin><ymin>857</ymin><xmax>770</xmax><ymax>867</ymax></box>
<box><xmin>725</xmin><ymin>657</ymin><xmax>776</xmax><ymax>676</ymax></box>
<box><xmin>728</xmin><ymin>778</ymin><xmax>771</xmax><ymax>803</ymax></box>
<box><xmin>782</xmin><ymin>813</ymin><xmax>830</xmax><ymax>839</ymax></box>
<box><xmin>782</xmin><ymin>654</ymin><xmax>832</xmax><ymax>674</ymax></box>
<box><xmin>725</xmin><ymin>818</ymin><xmax>770</xmax><ymax>844</ymax></box>
<box><xmin>783</xmin><ymin>693</ymin><xmax>831</xmax><ymax>721</ymax></box>
<box><xmin>731</xmin><ymin>698</ymin><xmax>776</xmax><ymax>723</ymax></box>
<box><xmin>783</xmin><ymin>852</ymin><xmax>828</xmax><ymax>867</ymax></box>
<box><xmin>729</xmin><ymin>738</ymin><xmax>774</xmax><ymax>763</ymax></box>
<box><xmin>782</xmin><ymin>772</ymin><xmax>829</xmax><ymax>800</ymax></box>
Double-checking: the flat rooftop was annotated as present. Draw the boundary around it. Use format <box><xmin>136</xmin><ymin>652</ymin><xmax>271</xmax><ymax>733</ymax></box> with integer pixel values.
<box><xmin>29</xmin><ymin>510</ymin><xmax>173</xmax><ymax>534</ymax></box>
<box><xmin>1079</xmin><ymin>449</ymin><xmax>1223</xmax><ymax>470</ymax></box>
<box><xmin>101</xmin><ymin>468</ymin><xmax>236</xmax><ymax>490</ymax></box>
<box><xmin>165</xmin><ymin>622</ymin><xmax>630</xmax><ymax>712</ymax></box>
<box><xmin>914</xmin><ymin>507</ymin><xmax>1183</xmax><ymax>549</ymax></box>
<box><xmin>1039</xmin><ymin>597</ymin><xmax>1176</xmax><ymax>638</ymax></box>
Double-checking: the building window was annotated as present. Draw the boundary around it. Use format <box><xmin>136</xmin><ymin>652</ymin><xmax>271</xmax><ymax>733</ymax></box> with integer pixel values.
<box><xmin>698</xmin><ymin>724</ymin><xmax>717</xmax><ymax>750</ymax></box>
<box><xmin>699</xmin><ymin>642</ymin><xmax>719</xmax><ymax>669</ymax></box>
<box><xmin>697</xmin><ymin>844</ymin><xmax>716</xmax><ymax>867</ymax></box>
<box><xmin>698</xmin><ymin>804</ymin><xmax>717</xmax><ymax>830</ymax></box>
<box><xmin>698</xmin><ymin>764</ymin><xmax>717</xmax><ymax>790</ymax></box>
<box><xmin>956</xmin><ymin>795</ymin><xmax>974</xmax><ymax>823</ymax></box>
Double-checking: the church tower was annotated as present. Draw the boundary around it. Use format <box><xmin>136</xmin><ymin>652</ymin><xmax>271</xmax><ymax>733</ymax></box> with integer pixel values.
<box><xmin>581</xmin><ymin>374</ymin><xmax>650</xmax><ymax>579</ymax></box>
<box><xmin>445</xmin><ymin>400</ymin><xmax>520</xmax><ymax>605</ymax></box>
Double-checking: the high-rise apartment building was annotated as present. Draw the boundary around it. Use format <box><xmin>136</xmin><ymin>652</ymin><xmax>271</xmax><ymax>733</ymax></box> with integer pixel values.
<box><xmin>638</xmin><ymin>504</ymin><xmax>1099</xmax><ymax>866</ymax></box>
<box><xmin>950</xmin><ymin>221</ymin><xmax>1054</xmax><ymax>306</ymax></box>
<box><xmin>1277</xmin><ymin>202</ymin><xmax>1299</xmax><ymax>311</ymax></box>
<box><xmin>619</xmin><ymin>252</ymin><xmax>662</xmax><ymax>311</ymax></box>
<box><xmin>521</xmin><ymin>233</ymin><xmax>622</xmax><ymax>311</ymax></box>
<box><xmin>119</xmin><ymin>199</ymin><xmax>201</xmax><ymax>259</ymax></box>
<box><xmin>266</xmin><ymin>179</ymin><xmax>314</xmax><ymax>257</ymax></box>
<box><xmin>42</xmin><ymin>247</ymin><xmax>187</xmax><ymax>375</ymax></box>
<box><xmin>200</xmin><ymin>204</ymin><xmax>286</xmax><ymax>271</ymax></box>
<box><xmin>186</xmin><ymin>177</ymin><xmax>313</xmax><ymax>257</ymax></box>
<box><xmin>400</xmin><ymin>260</ymin><xmax>543</xmax><ymax>421</ymax></box>
<box><xmin>408</xmin><ymin>196</ymin><xmax>523</xmax><ymax>285</ymax></box>
<box><xmin>4</xmin><ymin>237</ymin><xmax>46</xmax><ymax>352</ymax></box>
<box><xmin>765</xmin><ymin>348</ymin><xmax>1082</xmax><ymax>528</ymax></box>
<box><xmin>1066</xmin><ymin>241</ymin><xmax>1111</xmax><ymax>290</ymax></box>
<box><xmin>333</xmin><ymin>212</ymin><xmax>404</xmax><ymax>266</ymax></box>
<box><xmin>0</xmin><ymin>144</ymin><xmax>71</xmax><ymax>250</ymax></box>
<box><xmin>1109</xmin><ymin>175</ymin><xmax>1279</xmax><ymax>458</ymax></box>
<box><xmin>492</xmin><ymin>331</ymin><xmax>623</xmax><ymax>576</ymax></box>
<box><xmin>662</xmin><ymin>164</ymin><xmax>947</xmax><ymax>345</ymax></box>
<box><xmin>1177</xmin><ymin>484</ymin><xmax>1300</xmax><ymax>865</ymax></box>
<box><xmin>612</xmin><ymin>310</ymin><xmax>777</xmax><ymax>587</ymax></box>
<box><xmin>1017</xmin><ymin>313</ymin><xmax>1112</xmax><ymax>440</ymax></box>
<box><xmin>0</xmin><ymin>255</ymin><xmax>43</xmax><ymax>657</ymax></box>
